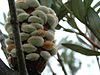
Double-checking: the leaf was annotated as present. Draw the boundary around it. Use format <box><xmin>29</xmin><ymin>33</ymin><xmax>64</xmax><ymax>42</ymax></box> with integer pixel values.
<box><xmin>87</xmin><ymin>8</ymin><xmax>100</xmax><ymax>41</ymax></box>
<box><xmin>64</xmin><ymin>28</ymin><xmax>77</xmax><ymax>33</ymax></box>
<box><xmin>55</xmin><ymin>24</ymin><xmax>62</xmax><ymax>29</ymax></box>
<box><xmin>57</xmin><ymin>3</ymin><xmax>69</xmax><ymax>20</ymax></box>
<box><xmin>76</xmin><ymin>35</ymin><xmax>91</xmax><ymax>47</ymax></box>
<box><xmin>97</xmin><ymin>8</ymin><xmax>100</xmax><ymax>14</ymax></box>
<box><xmin>70</xmin><ymin>0</ymin><xmax>86</xmax><ymax>23</ymax></box>
<box><xmin>62</xmin><ymin>43</ymin><xmax>100</xmax><ymax>56</ymax></box>
<box><xmin>0</xmin><ymin>22</ymin><xmax>5</xmax><ymax>26</ymax></box>
<box><xmin>39</xmin><ymin>0</ymin><xmax>53</xmax><ymax>7</ymax></box>
<box><xmin>61</xmin><ymin>51</ymin><xmax>67</xmax><ymax>63</ymax></box>
<box><xmin>67</xmin><ymin>17</ymin><xmax>78</xmax><ymax>29</ymax></box>
<box><xmin>3</xmin><ymin>12</ymin><xmax>6</xmax><ymax>22</ymax></box>
<box><xmin>84</xmin><ymin>0</ymin><xmax>93</xmax><ymax>10</ymax></box>
<box><xmin>51</xmin><ymin>0</ymin><xmax>60</xmax><ymax>15</ymax></box>
<box><xmin>93</xmin><ymin>1</ymin><xmax>100</xmax><ymax>9</ymax></box>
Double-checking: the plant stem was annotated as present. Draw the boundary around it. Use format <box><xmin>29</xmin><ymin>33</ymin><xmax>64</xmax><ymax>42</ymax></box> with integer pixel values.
<box><xmin>77</xmin><ymin>26</ymin><xmax>100</xmax><ymax>70</ymax></box>
<box><xmin>57</xmin><ymin>53</ymin><xmax>68</xmax><ymax>75</ymax></box>
<box><xmin>77</xmin><ymin>28</ymin><xmax>100</xmax><ymax>49</ymax></box>
<box><xmin>0</xmin><ymin>30</ymin><xmax>9</xmax><ymax>59</ymax></box>
<box><xmin>7</xmin><ymin>0</ymin><xmax>28</xmax><ymax>75</ymax></box>
<box><xmin>48</xmin><ymin>63</ymin><xmax>56</xmax><ymax>75</ymax></box>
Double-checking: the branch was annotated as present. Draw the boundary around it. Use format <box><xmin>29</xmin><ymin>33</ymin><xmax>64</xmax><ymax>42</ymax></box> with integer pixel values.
<box><xmin>77</xmin><ymin>25</ymin><xmax>100</xmax><ymax>70</ymax></box>
<box><xmin>57</xmin><ymin>53</ymin><xmax>68</xmax><ymax>75</ymax></box>
<box><xmin>77</xmin><ymin>28</ymin><xmax>100</xmax><ymax>49</ymax></box>
<box><xmin>48</xmin><ymin>63</ymin><xmax>56</xmax><ymax>75</ymax></box>
<box><xmin>7</xmin><ymin>0</ymin><xmax>28</xmax><ymax>75</ymax></box>
<box><xmin>0</xmin><ymin>30</ymin><xmax>9</xmax><ymax>58</ymax></box>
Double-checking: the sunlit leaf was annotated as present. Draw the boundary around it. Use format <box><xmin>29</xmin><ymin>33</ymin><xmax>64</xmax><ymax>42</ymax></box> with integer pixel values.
<box><xmin>62</xmin><ymin>43</ymin><xmax>100</xmax><ymax>56</ymax></box>
<box><xmin>87</xmin><ymin>8</ymin><xmax>100</xmax><ymax>41</ymax></box>
<box><xmin>70</xmin><ymin>0</ymin><xmax>86</xmax><ymax>23</ymax></box>
<box><xmin>93</xmin><ymin>1</ymin><xmax>100</xmax><ymax>9</ymax></box>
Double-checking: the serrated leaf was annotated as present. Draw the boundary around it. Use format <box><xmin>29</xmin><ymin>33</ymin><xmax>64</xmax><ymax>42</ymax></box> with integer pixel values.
<box><xmin>70</xmin><ymin>0</ymin><xmax>86</xmax><ymax>23</ymax></box>
<box><xmin>39</xmin><ymin>0</ymin><xmax>53</xmax><ymax>7</ymax></box>
<box><xmin>62</xmin><ymin>43</ymin><xmax>100</xmax><ymax>56</ymax></box>
<box><xmin>67</xmin><ymin>17</ymin><xmax>78</xmax><ymax>29</ymax></box>
<box><xmin>93</xmin><ymin>1</ymin><xmax>100</xmax><ymax>9</ymax></box>
<box><xmin>87</xmin><ymin>8</ymin><xmax>100</xmax><ymax>41</ymax></box>
<box><xmin>84</xmin><ymin>0</ymin><xmax>93</xmax><ymax>10</ymax></box>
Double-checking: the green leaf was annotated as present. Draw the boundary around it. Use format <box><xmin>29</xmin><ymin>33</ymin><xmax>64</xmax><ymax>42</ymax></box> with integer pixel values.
<box><xmin>61</xmin><ymin>51</ymin><xmax>67</xmax><ymax>63</ymax></box>
<box><xmin>62</xmin><ymin>43</ymin><xmax>100</xmax><ymax>56</ymax></box>
<box><xmin>0</xmin><ymin>22</ymin><xmax>5</xmax><ymax>26</ymax></box>
<box><xmin>70</xmin><ymin>0</ymin><xmax>86</xmax><ymax>23</ymax></box>
<box><xmin>84</xmin><ymin>0</ymin><xmax>93</xmax><ymax>10</ymax></box>
<box><xmin>87</xmin><ymin>8</ymin><xmax>100</xmax><ymax>41</ymax></box>
<box><xmin>93</xmin><ymin>1</ymin><xmax>100</xmax><ymax>9</ymax></box>
<box><xmin>57</xmin><ymin>3</ymin><xmax>69</xmax><ymax>20</ymax></box>
<box><xmin>3</xmin><ymin>12</ymin><xmax>6</xmax><ymax>22</ymax></box>
<box><xmin>97</xmin><ymin>8</ymin><xmax>100</xmax><ymax>14</ymax></box>
<box><xmin>67</xmin><ymin>17</ymin><xmax>78</xmax><ymax>29</ymax></box>
<box><xmin>55</xmin><ymin>24</ymin><xmax>62</xmax><ymax>30</ymax></box>
<box><xmin>39</xmin><ymin>0</ymin><xmax>53</xmax><ymax>7</ymax></box>
<box><xmin>51</xmin><ymin>0</ymin><xmax>60</xmax><ymax>15</ymax></box>
<box><xmin>64</xmin><ymin>28</ymin><xmax>77</xmax><ymax>33</ymax></box>
<box><xmin>76</xmin><ymin>35</ymin><xmax>91</xmax><ymax>47</ymax></box>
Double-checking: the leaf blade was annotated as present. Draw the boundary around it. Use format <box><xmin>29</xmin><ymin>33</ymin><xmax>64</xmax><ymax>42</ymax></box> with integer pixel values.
<box><xmin>87</xmin><ymin>8</ymin><xmax>100</xmax><ymax>41</ymax></box>
<box><xmin>70</xmin><ymin>0</ymin><xmax>86</xmax><ymax>23</ymax></box>
<box><xmin>84</xmin><ymin>0</ymin><xmax>93</xmax><ymax>9</ymax></box>
<box><xmin>62</xmin><ymin>43</ymin><xmax>100</xmax><ymax>56</ymax></box>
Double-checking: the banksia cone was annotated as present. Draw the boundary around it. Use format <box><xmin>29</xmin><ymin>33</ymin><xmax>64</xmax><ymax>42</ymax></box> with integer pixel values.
<box><xmin>5</xmin><ymin>0</ymin><xmax>58</xmax><ymax>74</ymax></box>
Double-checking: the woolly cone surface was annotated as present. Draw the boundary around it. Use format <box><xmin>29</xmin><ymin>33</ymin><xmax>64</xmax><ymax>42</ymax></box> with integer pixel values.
<box><xmin>6</xmin><ymin>0</ymin><xmax>58</xmax><ymax>74</ymax></box>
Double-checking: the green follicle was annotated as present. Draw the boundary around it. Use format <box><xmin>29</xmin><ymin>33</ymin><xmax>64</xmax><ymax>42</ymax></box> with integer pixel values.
<box><xmin>28</xmin><ymin>16</ymin><xmax>44</xmax><ymax>25</ymax></box>
<box><xmin>31</xmin><ymin>10</ymin><xmax>47</xmax><ymax>23</ymax></box>
<box><xmin>22</xmin><ymin>44</ymin><xmax>37</xmax><ymax>53</ymax></box>
<box><xmin>47</xmin><ymin>14</ymin><xmax>58</xmax><ymax>29</ymax></box>
<box><xmin>26</xmin><ymin>53</ymin><xmax>40</xmax><ymax>61</ymax></box>
<box><xmin>28</xmin><ymin>36</ymin><xmax>44</xmax><ymax>47</ymax></box>
<box><xmin>40</xmin><ymin>51</ymin><xmax>51</xmax><ymax>60</ymax></box>
<box><xmin>36</xmin><ymin>6</ymin><xmax>49</xmax><ymax>14</ymax></box>
<box><xmin>26</xmin><ymin>0</ymin><xmax>40</xmax><ymax>8</ymax></box>
<box><xmin>17</xmin><ymin>13</ymin><xmax>29</xmax><ymax>22</ymax></box>
<box><xmin>20</xmin><ymin>32</ymin><xmax>30</xmax><ymax>41</ymax></box>
<box><xmin>21</xmin><ymin>23</ymin><xmax>36</xmax><ymax>33</ymax></box>
<box><xmin>31</xmin><ymin>23</ymin><xmax>44</xmax><ymax>30</ymax></box>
